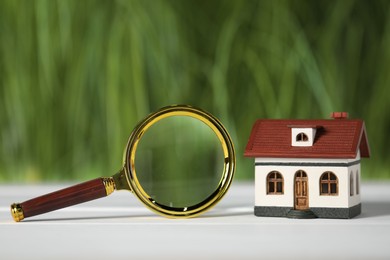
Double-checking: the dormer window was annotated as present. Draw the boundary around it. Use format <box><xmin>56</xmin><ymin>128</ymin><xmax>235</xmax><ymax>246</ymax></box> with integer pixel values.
<box><xmin>289</xmin><ymin>125</ymin><xmax>320</xmax><ymax>147</ymax></box>
<box><xmin>296</xmin><ymin>133</ymin><xmax>308</xmax><ymax>142</ymax></box>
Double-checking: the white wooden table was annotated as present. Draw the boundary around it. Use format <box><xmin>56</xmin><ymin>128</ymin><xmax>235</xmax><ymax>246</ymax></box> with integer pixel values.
<box><xmin>1</xmin><ymin>182</ymin><xmax>389</xmax><ymax>259</ymax></box>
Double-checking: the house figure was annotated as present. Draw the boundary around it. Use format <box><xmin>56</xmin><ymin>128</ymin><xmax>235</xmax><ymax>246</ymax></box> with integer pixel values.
<box><xmin>244</xmin><ymin>112</ymin><xmax>370</xmax><ymax>219</ymax></box>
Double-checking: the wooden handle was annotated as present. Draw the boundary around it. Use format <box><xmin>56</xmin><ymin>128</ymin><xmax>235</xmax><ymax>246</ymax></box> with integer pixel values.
<box><xmin>11</xmin><ymin>177</ymin><xmax>115</xmax><ymax>221</ymax></box>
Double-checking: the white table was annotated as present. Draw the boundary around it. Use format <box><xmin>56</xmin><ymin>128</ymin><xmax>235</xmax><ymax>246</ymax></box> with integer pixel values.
<box><xmin>1</xmin><ymin>182</ymin><xmax>389</xmax><ymax>259</ymax></box>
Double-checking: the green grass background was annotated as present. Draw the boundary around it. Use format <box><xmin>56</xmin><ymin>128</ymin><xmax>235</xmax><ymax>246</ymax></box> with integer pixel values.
<box><xmin>0</xmin><ymin>0</ymin><xmax>389</xmax><ymax>182</ymax></box>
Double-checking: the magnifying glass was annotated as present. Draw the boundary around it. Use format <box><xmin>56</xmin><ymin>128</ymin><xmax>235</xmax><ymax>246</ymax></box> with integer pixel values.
<box><xmin>10</xmin><ymin>105</ymin><xmax>235</xmax><ymax>221</ymax></box>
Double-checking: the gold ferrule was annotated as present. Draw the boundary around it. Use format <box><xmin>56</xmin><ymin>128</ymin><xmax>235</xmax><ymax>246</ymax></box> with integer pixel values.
<box><xmin>11</xmin><ymin>203</ymin><xmax>24</xmax><ymax>222</ymax></box>
<box><xmin>102</xmin><ymin>177</ymin><xmax>116</xmax><ymax>195</ymax></box>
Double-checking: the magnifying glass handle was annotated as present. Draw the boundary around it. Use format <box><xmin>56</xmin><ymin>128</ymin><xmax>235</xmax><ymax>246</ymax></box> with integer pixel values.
<box><xmin>10</xmin><ymin>177</ymin><xmax>115</xmax><ymax>222</ymax></box>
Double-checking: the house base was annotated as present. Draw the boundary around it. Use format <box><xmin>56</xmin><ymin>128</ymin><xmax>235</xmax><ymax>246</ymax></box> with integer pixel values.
<box><xmin>254</xmin><ymin>203</ymin><xmax>361</xmax><ymax>219</ymax></box>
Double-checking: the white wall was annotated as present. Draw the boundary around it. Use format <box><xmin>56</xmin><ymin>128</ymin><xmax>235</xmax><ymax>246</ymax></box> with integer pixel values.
<box><xmin>254</xmin><ymin>154</ymin><xmax>361</xmax><ymax>209</ymax></box>
<box><xmin>348</xmin><ymin>164</ymin><xmax>361</xmax><ymax>207</ymax></box>
<box><xmin>291</xmin><ymin>127</ymin><xmax>316</xmax><ymax>147</ymax></box>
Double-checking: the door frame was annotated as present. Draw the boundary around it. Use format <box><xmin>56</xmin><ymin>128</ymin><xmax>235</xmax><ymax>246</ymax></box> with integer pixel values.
<box><xmin>294</xmin><ymin>170</ymin><xmax>309</xmax><ymax>210</ymax></box>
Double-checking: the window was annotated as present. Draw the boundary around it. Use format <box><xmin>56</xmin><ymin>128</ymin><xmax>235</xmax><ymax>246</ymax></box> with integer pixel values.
<box><xmin>267</xmin><ymin>171</ymin><xmax>284</xmax><ymax>194</ymax></box>
<box><xmin>350</xmin><ymin>171</ymin><xmax>354</xmax><ymax>196</ymax></box>
<box><xmin>356</xmin><ymin>171</ymin><xmax>360</xmax><ymax>195</ymax></box>
<box><xmin>295</xmin><ymin>170</ymin><xmax>307</xmax><ymax>178</ymax></box>
<box><xmin>296</xmin><ymin>132</ymin><xmax>308</xmax><ymax>142</ymax></box>
<box><xmin>320</xmin><ymin>171</ymin><xmax>338</xmax><ymax>196</ymax></box>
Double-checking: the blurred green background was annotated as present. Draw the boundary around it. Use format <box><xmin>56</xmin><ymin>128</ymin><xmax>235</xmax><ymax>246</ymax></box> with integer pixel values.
<box><xmin>0</xmin><ymin>0</ymin><xmax>389</xmax><ymax>182</ymax></box>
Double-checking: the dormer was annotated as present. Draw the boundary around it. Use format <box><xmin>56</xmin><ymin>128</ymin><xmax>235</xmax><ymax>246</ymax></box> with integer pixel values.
<box><xmin>289</xmin><ymin>125</ymin><xmax>320</xmax><ymax>147</ymax></box>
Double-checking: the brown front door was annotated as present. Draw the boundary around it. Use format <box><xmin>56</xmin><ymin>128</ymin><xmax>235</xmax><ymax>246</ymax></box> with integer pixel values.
<box><xmin>294</xmin><ymin>170</ymin><xmax>308</xmax><ymax>210</ymax></box>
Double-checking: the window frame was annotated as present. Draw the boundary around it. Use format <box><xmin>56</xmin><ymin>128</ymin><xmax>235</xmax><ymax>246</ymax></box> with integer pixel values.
<box><xmin>296</xmin><ymin>132</ymin><xmax>309</xmax><ymax>142</ymax></box>
<box><xmin>350</xmin><ymin>171</ymin><xmax>354</xmax><ymax>196</ymax></box>
<box><xmin>266</xmin><ymin>171</ymin><xmax>284</xmax><ymax>195</ymax></box>
<box><xmin>356</xmin><ymin>170</ymin><xmax>360</xmax><ymax>195</ymax></box>
<box><xmin>320</xmin><ymin>171</ymin><xmax>339</xmax><ymax>196</ymax></box>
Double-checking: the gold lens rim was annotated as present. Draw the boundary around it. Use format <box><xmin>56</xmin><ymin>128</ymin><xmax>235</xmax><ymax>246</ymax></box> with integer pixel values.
<box><xmin>123</xmin><ymin>105</ymin><xmax>235</xmax><ymax>218</ymax></box>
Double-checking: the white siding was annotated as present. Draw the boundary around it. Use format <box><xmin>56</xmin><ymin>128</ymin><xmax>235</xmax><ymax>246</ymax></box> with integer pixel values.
<box><xmin>291</xmin><ymin>128</ymin><xmax>316</xmax><ymax>147</ymax></box>
<box><xmin>254</xmin><ymin>153</ymin><xmax>361</xmax><ymax>209</ymax></box>
<box><xmin>348</xmin><ymin>163</ymin><xmax>361</xmax><ymax>207</ymax></box>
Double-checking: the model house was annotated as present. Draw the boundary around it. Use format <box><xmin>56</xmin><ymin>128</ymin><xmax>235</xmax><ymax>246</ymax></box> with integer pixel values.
<box><xmin>244</xmin><ymin>112</ymin><xmax>370</xmax><ymax>219</ymax></box>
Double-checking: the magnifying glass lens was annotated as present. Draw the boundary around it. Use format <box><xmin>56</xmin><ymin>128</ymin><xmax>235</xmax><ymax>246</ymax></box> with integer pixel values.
<box><xmin>135</xmin><ymin>116</ymin><xmax>224</xmax><ymax>208</ymax></box>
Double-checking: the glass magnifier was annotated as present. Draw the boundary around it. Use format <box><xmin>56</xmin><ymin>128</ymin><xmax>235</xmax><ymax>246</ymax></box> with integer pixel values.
<box><xmin>10</xmin><ymin>105</ymin><xmax>235</xmax><ymax>221</ymax></box>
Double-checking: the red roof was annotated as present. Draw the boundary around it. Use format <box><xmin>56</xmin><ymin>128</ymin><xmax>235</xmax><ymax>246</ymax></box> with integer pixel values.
<box><xmin>244</xmin><ymin>118</ymin><xmax>370</xmax><ymax>159</ymax></box>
